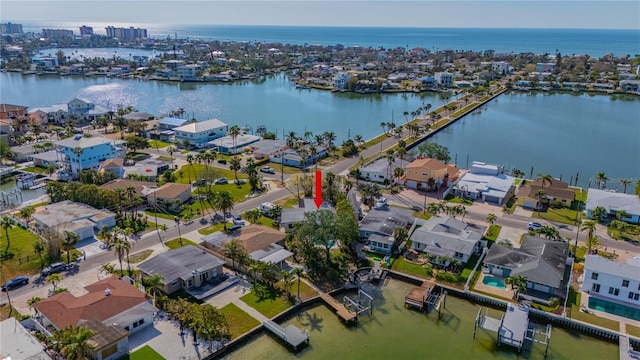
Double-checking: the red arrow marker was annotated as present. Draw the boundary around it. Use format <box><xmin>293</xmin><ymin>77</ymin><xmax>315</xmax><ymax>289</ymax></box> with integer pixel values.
<box><xmin>314</xmin><ymin>170</ymin><xmax>323</xmax><ymax>209</ymax></box>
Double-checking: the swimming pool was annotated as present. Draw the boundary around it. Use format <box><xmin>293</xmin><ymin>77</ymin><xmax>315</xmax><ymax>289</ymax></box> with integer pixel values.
<box><xmin>588</xmin><ymin>297</ymin><xmax>640</xmax><ymax>321</ymax></box>
<box><xmin>482</xmin><ymin>275</ymin><xmax>507</xmax><ymax>290</ymax></box>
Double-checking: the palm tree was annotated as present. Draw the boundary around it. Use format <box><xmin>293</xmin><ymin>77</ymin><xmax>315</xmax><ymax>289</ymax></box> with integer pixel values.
<box><xmin>379</xmin><ymin>122</ymin><xmax>386</xmax><ymax>136</ymax></box>
<box><xmin>505</xmin><ymin>275</ymin><xmax>528</xmax><ymax>299</ymax></box>
<box><xmin>229</xmin><ymin>156</ymin><xmax>242</xmax><ymax>181</ymax></box>
<box><xmin>293</xmin><ymin>267</ymin><xmax>304</xmax><ymax>302</ymax></box>
<box><xmin>27</xmin><ymin>296</ymin><xmax>43</xmax><ymax>317</ymax></box>
<box><xmin>214</xmin><ymin>190</ymin><xmax>235</xmax><ymax>230</ymax></box>
<box><xmin>108</xmin><ymin>236</ymin><xmax>131</xmax><ymax>275</ymax></box>
<box><xmin>47</xmin><ymin>273</ymin><xmax>63</xmax><ymax>290</ymax></box>
<box><xmin>61</xmin><ymin>231</ymin><xmax>80</xmax><ymax>265</ymax></box>
<box><xmin>223</xmin><ymin>239</ymin><xmax>246</xmax><ymax>275</ymax></box>
<box><xmin>534</xmin><ymin>189</ymin><xmax>547</xmax><ymax>215</ymax></box>
<box><xmin>142</xmin><ymin>274</ymin><xmax>164</xmax><ymax>307</ymax></box>
<box><xmin>619</xmin><ymin>178</ymin><xmax>632</xmax><ymax>193</ymax></box>
<box><xmin>594</xmin><ymin>171</ymin><xmax>608</xmax><ymax>189</ymax></box>
<box><xmin>34</xmin><ymin>240</ymin><xmax>46</xmax><ymax>272</ymax></box>
<box><xmin>98</xmin><ymin>263</ymin><xmax>115</xmax><ymax>280</ymax></box>
<box><xmin>360</xmin><ymin>183</ymin><xmax>382</xmax><ymax>210</ymax></box>
<box><xmin>186</xmin><ymin>154</ymin><xmax>195</xmax><ymax>184</ymax></box>
<box><xmin>536</xmin><ymin>173</ymin><xmax>553</xmax><ymax>189</ymax></box>
<box><xmin>71</xmin><ymin>146</ymin><xmax>84</xmax><ymax>174</ymax></box>
<box><xmin>1</xmin><ymin>216</ymin><xmax>13</xmax><ymax>255</ymax></box>
<box><xmin>591</xmin><ymin>206</ymin><xmax>607</xmax><ymax>222</ymax></box>
<box><xmin>167</xmin><ymin>146</ymin><xmax>176</xmax><ymax>169</ymax></box>
<box><xmin>280</xmin><ymin>270</ymin><xmax>294</xmax><ymax>299</ymax></box>
<box><xmin>581</xmin><ymin>220</ymin><xmax>597</xmax><ymax>254</ymax></box>
<box><xmin>18</xmin><ymin>205</ymin><xmax>35</xmax><ymax>224</ymax></box>
<box><xmin>486</xmin><ymin>213</ymin><xmax>497</xmax><ymax>231</ymax></box>
<box><xmin>615</xmin><ymin>209</ymin><xmax>628</xmax><ymax>221</ymax></box>
<box><xmin>48</xmin><ymin>325</ymin><xmax>95</xmax><ymax>360</ymax></box>
<box><xmin>228</xmin><ymin>125</ymin><xmax>241</xmax><ymax>153</ymax></box>
<box><xmin>245</xmin><ymin>208</ymin><xmax>262</xmax><ymax>224</ymax></box>
<box><xmin>392</xmin><ymin>227</ymin><xmax>409</xmax><ymax>254</ymax></box>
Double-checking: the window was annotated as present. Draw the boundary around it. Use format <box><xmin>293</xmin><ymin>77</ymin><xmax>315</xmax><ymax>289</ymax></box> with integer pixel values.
<box><xmin>591</xmin><ymin>283</ymin><xmax>600</xmax><ymax>293</ymax></box>
<box><xmin>138</xmin><ymin>319</ymin><xmax>144</xmax><ymax>326</ymax></box>
<box><xmin>622</xmin><ymin>280</ymin><xmax>630</xmax><ymax>287</ymax></box>
<box><xmin>591</xmin><ymin>272</ymin><xmax>599</xmax><ymax>280</ymax></box>
<box><xmin>608</xmin><ymin>287</ymin><xmax>620</xmax><ymax>296</ymax></box>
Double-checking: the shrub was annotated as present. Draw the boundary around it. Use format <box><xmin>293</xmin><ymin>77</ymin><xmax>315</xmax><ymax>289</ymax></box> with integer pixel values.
<box><xmin>436</xmin><ymin>271</ymin><xmax>465</xmax><ymax>284</ymax></box>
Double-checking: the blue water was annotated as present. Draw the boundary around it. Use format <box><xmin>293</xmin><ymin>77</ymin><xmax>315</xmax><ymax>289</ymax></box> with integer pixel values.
<box><xmin>588</xmin><ymin>296</ymin><xmax>640</xmax><ymax>321</ymax></box>
<box><xmin>20</xmin><ymin>22</ymin><xmax>640</xmax><ymax>57</ymax></box>
<box><xmin>482</xmin><ymin>276</ymin><xmax>507</xmax><ymax>290</ymax></box>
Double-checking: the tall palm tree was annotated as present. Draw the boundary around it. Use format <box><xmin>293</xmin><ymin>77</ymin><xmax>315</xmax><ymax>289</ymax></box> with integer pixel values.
<box><xmin>48</xmin><ymin>325</ymin><xmax>95</xmax><ymax>360</ymax></box>
<box><xmin>594</xmin><ymin>171</ymin><xmax>608</xmax><ymax>189</ymax></box>
<box><xmin>186</xmin><ymin>154</ymin><xmax>195</xmax><ymax>184</ymax></box>
<box><xmin>214</xmin><ymin>190</ymin><xmax>235</xmax><ymax>230</ymax></box>
<box><xmin>71</xmin><ymin>146</ymin><xmax>84</xmax><ymax>174</ymax></box>
<box><xmin>619</xmin><ymin>178</ymin><xmax>632</xmax><ymax>193</ymax></box>
<box><xmin>486</xmin><ymin>213</ymin><xmax>497</xmax><ymax>235</ymax></box>
<box><xmin>293</xmin><ymin>267</ymin><xmax>304</xmax><ymax>302</ymax></box>
<box><xmin>536</xmin><ymin>173</ymin><xmax>553</xmax><ymax>189</ymax></box>
<box><xmin>245</xmin><ymin>208</ymin><xmax>262</xmax><ymax>224</ymax></box>
<box><xmin>229</xmin><ymin>156</ymin><xmax>242</xmax><ymax>181</ymax></box>
<box><xmin>167</xmin><ymin>146</ymin><xmax>176</xmax><ymax>169</ymax></box>
<box><xmin>505</xmin><ymin>275</ymin><xmax>528</xmax><ymax>299</ymax></box>
<box><xmin>223</xmin><ymin>239</ymin><xmax>246</xmax><ymax>275</ymax></box>
<box><xmin>280</xmin><ymin>270</ymin><xmax>294</xmax><ymax>299</ymax></box>
<box><xmin>34</xmin><ymin>240</ymin><xmax>46</xmax><ymax>272</ymax></box>
<box><xmin>534</xmin><ymin>189</ymin><xmax>547</xmax><ymax>215</ymax></box>
<box><xmin>27</xmin><ymin>296</ymin><xmax>43</xmax><ymax>317</ymax></box>
<box><xmin>1</xmin><ymin>216</ymin><xmax>13</xmax><ymax>255</ymax></box>
<box><xmin>61</xmin><ymin>231</ymin><xmax>80</xmax><ymax>265</ymax></box>
<box><xmin>142</xmin><ymin>274</ymin><xmax>164</xmax><ymax>306</ymax></box>
<box><xmin>108</xmin><ymin>235</ymin><xmax>131</xmax><ymax>275</ymax></box>
<box><xmin>98</xmin><ymin>263</ymin><xmax>115</xmax><ymax>280</ymax></box>
<box><xmin>228</xmin><ymin>125</ymin><xmax>241</xmax><ymax>153</ymax></box>
<box><xmin>581</xmin><ymin>220</ymin><xmax>597</xmax><ymax>254</ymax></box>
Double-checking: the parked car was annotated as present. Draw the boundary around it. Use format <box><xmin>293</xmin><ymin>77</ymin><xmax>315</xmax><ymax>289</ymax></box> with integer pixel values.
<box><xmin>1</xmin><ymin>276</ymin><xmax>29</xmax><ymax>291</ymax></box>
<box><xmin>214</xmin><ymin>178</ymin><xmax>228</xmax><ymax>185</ymax></box>
<box><xmin>232</xmin><ymin>215</ymin><xmax>245</xmax><ymax>226</ymax></box>
<box><xmin>528</xmin><ymin>222</ymin><xmax>543</xmax><ymax>231</ymax></box>
<box><xmin>227</xmin><ymin>224</ymin><xmax>243</xmax><ymax>233</ymax></box>
<box><xmin>375</xmin><ymin>197</ymin><xmax>388</xmax><ymax>209</ymax></box>
<box><xmin>260</xmin><ymin>166</ymin><xmax>276</xmax><ymax>174</ymax></box>
<box><xmin>41</xmin><ymin>262</ymin><xmax>67</xmax><ymax>277</ymax></box>
<box><xmin>217</xmin><ymin>159</ymin><xmax>227</xmax><ymax>165</ymax></box>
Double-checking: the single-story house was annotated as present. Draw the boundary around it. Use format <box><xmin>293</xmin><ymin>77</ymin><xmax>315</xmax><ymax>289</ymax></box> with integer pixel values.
<box><xmin>250</xmin><ymin>139</ymin><xmax>288</xmax><ymax>160</ymax></box>
<box><xmin>100</xmin><ymin>179</ymin><xmax>158</xmax><ymax>199</ymax></box>
<box><xmin>454</xmin><ymin>161</ymin><xmax>516</xmax><ymax>205</ymax></box>
<box><xmin>586</xmin><ymin>188</ymin><xmax>640</xmax><ymax>223</ymax></box>
<box><xmin>100</xmin><ymin>158</ymin><xmax>125</xmax><ymax>178</ymax></box>
<box><xmin>0</xmin><ymin>317</ymin><xmax>52</xmax><ymax>360</ymax></box>
<box><xmin>137</xmin><ymin>246</ymin><xmax>225</xmax><ymax>294</ymax></box>
<box><xmin>359</xmin><ymin>157</ymin><xmax>405</xmax><ymax>184</ymax></box>
<box><xmin>483</xmin><ymin>235</ymin><xmax>572</xmax><ymax>303</ymax></box>
<box><xmin>32</xmin><ymin>200</ymin><xmax>116</xmax><ymax>239</ymax></box>
<box><xmin>359</xmin><ymin>207</ymin><xmax>414</xmax><ymax>240</ymax></box>
<box><xmin>281</xmin><ymin>198</ymin><xmax>335</xmax><ymax>232</ymax></box>
<box><xmin>32</xmin><ymin>150</ymin><xmax>62</xmax><ymax>168</ymax></box>
<box><xmin>123</xmin><ymin>158</ymin><xmax>171</xmax><ymax>180</ymax></box>
<box><xmin>158</xmin><ymin>116</ymin><xmax>189</xmax><ymax>130</ymax></box>
<box><xmin>34</xmin><ymin>276</ymin><xmax>157</xmax><ymax>360</ymax></box>
<box><xmin>517</xmin><ymin>178</ymin><xmax>576</xmax><ymax>210</ymax></box>
<box><xmin>208</xmin><ymin>133</ymin><xmax>261</xmax><ymax>155</ymax></box>
<box><xmin>409</xmin><ymin>216</ymin><xmax>486</xmax><ymax>265</ymax></box>
<box><xmin>269</xmin><ymin>145</ymin><xmax>328</xmax><ymax>168</ymax></box>
<box><xmin>148</xmin><ymin>183</ymin><xmax>192</xmax><ymax>210</ymax></box>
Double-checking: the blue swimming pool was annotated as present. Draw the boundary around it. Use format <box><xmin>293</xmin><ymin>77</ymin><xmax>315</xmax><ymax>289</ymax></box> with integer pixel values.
<box><xmin>482</xmin><ymin>275</ymin><xmax>507</xmax><ymax>289</ymax></box>
<box><xmin>588</xmin><ymin>297</ymin><xmax>640</xmax><ymax>321</ymax></box>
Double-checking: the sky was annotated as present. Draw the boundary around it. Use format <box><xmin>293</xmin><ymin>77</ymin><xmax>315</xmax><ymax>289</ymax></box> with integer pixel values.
<box><xmin>2</xmin><ymin>0</ymin><xmax>639</xmax><ymax>29</ymax></box>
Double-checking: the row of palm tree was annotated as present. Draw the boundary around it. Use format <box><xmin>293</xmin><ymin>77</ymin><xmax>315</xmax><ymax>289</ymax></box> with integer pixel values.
<box><xmin>164</xmin><ymin>298</ymin><xmax>230</xmax><ymax>350</ymax></box>
<box><xmin>425</xmin><ymin>201</ymin><xmax>469</xmax><ymax>220</ymax></box>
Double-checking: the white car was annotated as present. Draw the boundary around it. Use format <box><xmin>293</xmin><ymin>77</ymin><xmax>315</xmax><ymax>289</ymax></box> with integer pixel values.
<box><xmin>260</xmin><ymin>166</ymin><xmax>276</xmax><ymax>174</ymax></box>
<box><xmin>375</xmin><ymin>197</ymin><xmax>388</xmax><ymax>209</ymax></box>
<box><xmin>528</xmin><ymin>222</ymin><xmax>542</xmax><ymax>231</ymax></box>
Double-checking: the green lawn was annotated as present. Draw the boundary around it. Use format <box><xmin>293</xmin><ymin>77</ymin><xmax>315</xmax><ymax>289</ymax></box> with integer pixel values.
<box><xmin>532</xmin><ymin>207</ymin><xmax>581</xmax><ymax>226</ymax></box>
<box><xmin>165</xmin><ymin>238</ymin><xmax>198</xmax><ymax>249</ymax></box>
<box><xmin>275</xmin><ymin>196</ymin><xmax>300</xmax><ymax>209</ymax></box>
<box><xmin>460</xmin><ymin>254</ymin><xmax>480</xmax><ymax>280</ymax></box>
<box><xmin>483</xmin><ymin>225</ymin><xmax>502</xmax><ymax>242</ymax></box>
<box><xmin>198</xmin><ymin>223</ymin><xmax>225</xmax><ymax>235</ymax></box>
<box><xmin>413</xmin><ymin>211</ymin><xmax>433</xmax><ymax>220</ymax></box>
<box><xmin>443</xmin><ymin>195</ymin><xmax>474</xmax><ymax>205</ymax></box>
<box><xmin>128</xmin><ymin>249</ymin><xmax>154</xmax><ymax>264</ymax></box>
<box><xmin>240</xmin><ymin>289</ymin><xmax>291</xmax><ymax>318</ymax></box>
<box><xmin>0</xmin><ymin>225</ymin><xmax>45</xmax><ymax>279</ymax></box>
<box><xmin>148</xmin><ymin>140</ymin><xmax>172</xmax><ymax>149</ymax></box>
<box><xmin>293</xmin><ymin>279</ymin><xmax>319</xmax><ymax>301</ymax></box>
<box><xmin>627</xmin><ymin>324</ymin><xmax>640</xmax><ymax>338</ymax></box>
<box><xmin>569</xmin><ymin>245</ymin><xmax>587</xmax><ymax>262</ymax></box>
<box><xmin>145</xmin><ymin>210</ymin><xmax>175</xmax><ymax>221</ymax></box>
<box><xmin>176</xmin><ymin>164</ymin><xmax>247</xmax><ymax>185</ymax></box>
<box><xmin>513</xmin><ymin>178</ymin><xmax>522</xmax><ymax>185</ymax></box>
<box><xmin>389</xmin><ymin>257</ymin><xmax>432</xmax><ymax>279</ymax></box>
<box><xmin>158</xmin><ymin>156</ymin><xmax>173</xmax><ymax>162</ymax></box>
<box><xmin>22</xmin><ymin>166</ymin><xmax>49</xmax><ymax>174</ymax></box>
<box><xmin>129</xmin><ymin>345</ymin><xmax>165</xmax><ymax>360</ymax></box>
<box><xmin>567</xmin><ymin>288</ymin><xmax>619</xmax><ymax>331</ymax></box>
<box><xmin>219</xmin><ymin>303</ymin><xmax>260</xmax><ymax>339</ymax></box>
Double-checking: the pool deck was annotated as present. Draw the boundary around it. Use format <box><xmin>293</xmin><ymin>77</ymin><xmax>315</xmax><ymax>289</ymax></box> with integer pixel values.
<box><xmin>475</xmin><ymin>273</ymin><xmax>513</xmax><ymax>299</ymax></box>
<box><xmin>580</xmin><ymin>292</ymin><xmax>639</xmax><ymax>329</ymax></box>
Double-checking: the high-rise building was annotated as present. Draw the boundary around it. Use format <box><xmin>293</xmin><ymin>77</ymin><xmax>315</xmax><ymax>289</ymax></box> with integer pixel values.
<box><xmin>42</xmin><ymin>28</ymin><xmax>74</xmax><ymax>39</ymax></box>
<box><xmin>105</xmin><ymin>26</ymin><xmax>148</xmax><ymax>40</ymax></box>
<box><xmin>79</xmin><ymin>25</ymin><xmax>93</xmax><ymax>36</ymax></box>
<box><xmin>0</xmin><ymin>22</ymin><xmax>24</xmax><ymax>34</ymax></box>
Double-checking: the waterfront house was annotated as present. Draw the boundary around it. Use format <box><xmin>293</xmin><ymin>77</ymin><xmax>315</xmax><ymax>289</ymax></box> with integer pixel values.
<box><xmin>409</xmin><ymin>216</ymin><xmax>486</xmax><ymax>266</ymax></box>
<box><xmin>100</xmin><ymin>157</ymin><xmax>125</xmax><ymax>178</ymax></box>
<box><xmin>32</xmin><ymin>149</ymin><xmax>61</xmax><ymax>168</ymax></box>
<box><xmin>403</xmin><ymin>157</ymin><xmax>461</xmax><ymax>191</ymax></box>
<box><xmin>30</xmin><ymin>104</ymin><xmax>69</xmax><ymax>125</ymax></box>
<box><xmin>155</xmin><ymin>68</ymin><xmax>174</xmax><ymax>79</ymax></box>
<box><xmin>67</xmin><ymin>97</ymin><xmax>111</xmax><ymax>121</ymax></box>
<box><xmin>517</xmin><ymin>178</ymin><xmax>576</xmax><ymax>210</ymax></box>
<box><xmin>359</xmin><ymin>207</ymin><xmax>414</xmax><ymax>240</ymax></box>
<box><xmin>55</xmin><ymin>135</ymin><xmax>126</xmax><ymax>176</ymax></box>
<box><xmin>434</xmin><ymin>72</ymin><xmax>453</xmax><ymax>88</ymax></box>
<box><xmin>178</xmin><ymin>64</ymin><xmax>199</xmax><ymax>81</ymax></box>
<box><xmin>536</xmin><ymin>62</ymin><xmax>556</xmax><ymax>73</ymax></box>
<box><xmin>158</xmin><ymin>116</ymin><xmax>189</xmax><ymax>130</ymax></box>
<box><xmin>0</xmin><ymin>103</ymin><xmax>28</xmax><ymax>121</ymax></box>
<box><xmin>138</xmin><ymin>246</ymin><xmax>225</xmax><ymax>295</ymax></box>
<box><xmin>163</xmin><ymin>59</ymin><xmax>185</xmax><ymax>70</ymax></box>
<box><xmin>483</xmin><ymin>235</ymin><xmax>572</xmax><ymax>303</ymax></box>
<box><xmin>453</xmin><ymin>161</ymin><xmax>516</xmax><ymax>205</ymax></box>
<box><xmin>585</xmin><ymin>188</ymin><xmax>640</xmax><ymax>223</ymax></box>
<box><xmin>100</xmin><ymin>179</ymin><xmax>158</xmax><ymax>200</ymax></box>
<box><xmin>32</xmin><ymin>200</ymin><xmax>116</xmax><ymax>240</ymax></box>
<box><xmin>0</xmin><ymin>119</ymin><xmax>11</xmax><ymax>146</ymax></box>
<box><xmin>250</xmin><ymin>139</ymin><xmax>288</xmax><ymax>160</ymax></box>
<box><xmin>34</xmin><ymin>276</ymin><xmax>157</xmax><ymax>360</ymax></box>
<box><xmin>208</xmin><ymin>133</ymin><xmax>261</xmax><ymax>155</ymax></box>
<box><xmin>269</xmin><ymin>145</ymin><xmax>328</xmax><ymax>168</ymax></box>
<box><xmin>173</xmin><ymin>118</ymin><xmax>229</xmax><ymax>148</ymax></box>
<box><xmin>620</xmin><ymin>79</ymin><xmax>640</xmax><ymax>92</ymax></box>
<box><xmin>28</xmin><ymin>108</ymin><xmax>49</xmax><ymax>125</ymax></box>
<box><xmin>148</xmin><ymin>183</ymin><xmax>192</xmax><ymax>210</ymax></box>
<box><xmin>360</xmin><ymin>157</ymin><xmax>405</xmax><ymax>184</ymax></box>
<box><xmin>281</xmin><ymin>198</ymin><xmax>335</xmax><ymax>233</ymax></box>
<box><xmin>581</xmin><ymin>255</ymin><xmax>640</xmax><ymax>307</ymax></box>
<box><xmin>333</xmin><ymin>72</ymin><xmax>353</xmax><ymax>89</ymax></box>
<box><xmin>0</xmin><ymin>317</ymin><xmax>52</xmax><ymax>360</ymax></box>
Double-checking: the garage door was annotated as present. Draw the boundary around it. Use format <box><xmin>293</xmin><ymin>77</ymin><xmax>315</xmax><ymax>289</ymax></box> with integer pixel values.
<box><xmin>523</xmin><ymin>200</ymin><xmax>534</xmax><ymax>209</ymax></box>
<box><xmin>406</xmin><ymin>180</ymin><xmax>417</xmax><ymax>189</ymax></box>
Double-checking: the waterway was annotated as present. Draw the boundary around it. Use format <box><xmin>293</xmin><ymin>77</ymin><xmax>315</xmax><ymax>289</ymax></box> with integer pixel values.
<box><xmin>34</xmin><ymin>47</ymin><xmax>157</xmax><ymax>61</ymax></box>
<box><xmin>223</xmin><ymin>279</ymin><xmax>618</xmax><ymax>359</ymax></box>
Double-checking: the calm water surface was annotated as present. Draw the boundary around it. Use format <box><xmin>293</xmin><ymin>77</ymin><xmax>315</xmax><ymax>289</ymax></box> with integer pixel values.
<box><xmin>223</xmin><ymin>279</ymin><xmax>618</xmax><ymax>359</ymax></box>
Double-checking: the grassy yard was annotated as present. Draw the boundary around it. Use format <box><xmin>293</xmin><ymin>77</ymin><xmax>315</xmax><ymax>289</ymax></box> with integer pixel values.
<box><xmin>198</xmin><ymin>223</ymin><xmax>225</xmax><ymax>235</ymax></box>
<box><xmin>0</xmin><ymin>225</ymin><xmax>45</xmax><ymax>279</ymax></box>
<box><xmin>443</xmin><ymin>195</ymin><xmax>474</xmax><ymax>205</ymax></box>
<box><xmin>484</xmin><ymin>225</ymin><xmax>502</xmax><ymax>243</ymax></box>
<box><xmin>128</xmin><ymin>249</ymin><xmax>154</xmax><ymax>264</ymax></box>
<box><xmin>627</xmin><ymin>324</ymin><xmax>640</xmax><ymax>338</ymax></box>
<box><xmin>567</xmin><ymin>288</ymin><xmax>619</xmax><ymax>331</ymax></box>
<box><xmin>165</xmin><ymin>238</ymin><xmax>198</xmax><ymax>249</ymax></box>
<box><xmin>219</xmin><ymin>303</ymin><xmax>260</xmax><ymax>339</ymax></box>
<box><xmin>532</xmin><ymin>207</ymin><xmax>581</xmax><ymax>226</ymax></box>
<box><xmin>240</xmin><ymin>289</ymin><xmax>291</xmax><ymax>318</ymax></box>
<box><xmin>413</xmin><ymin>211</ymin><xmax>433</xmax><ymax>220</ymax></box>
<box><xmin>293</xmin><ymin>279</ymin><xmax>319</xmax><ymax>301</ymax></box>
<box><xmin>22</xmin><ymin>166</ymin><xmax>49</xmax><ymax>174</ymax></box>
<box><xmin>176</xmin><ymin>164</ymin><xmax>247</xmax><ymax>185</ymax></box>
<box><xmin>389</xmin><ymin>257</ymin><xmax>432</xmax><ymax>279</ymax></box>
<box><xmin>569</xmin><ymin>245</ymin><xmax>587</xmax><ymax>262</ymax></box>
<box><xmin>275</xmin><ymin>196</ymin><xmax>299</xmax><ymax>209</ymax></box>
<box><xmin>460</xmin><ymin>254</ymin><xmax>480</xmax><ymax>280</ymax></box>
<box><xmin>148</xmin><ymin>140</ymin><xmax>172</xmax><ymax>149</ymax></box>
<box><xmin>145</xmin><ymin>210</ymin><xmax>175</xmax><ymax>221</ymax></box>
<box><xmin>129</xmin><ymin>345</ymin><xmax>165</xmax><ymax>360</ymax></box>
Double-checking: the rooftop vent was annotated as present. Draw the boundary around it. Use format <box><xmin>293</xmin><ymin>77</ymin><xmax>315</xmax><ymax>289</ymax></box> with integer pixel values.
<box><xmin>105</xmin><ymin>288</ymin><xmax>111</xmax><ymax>296</ymax></box>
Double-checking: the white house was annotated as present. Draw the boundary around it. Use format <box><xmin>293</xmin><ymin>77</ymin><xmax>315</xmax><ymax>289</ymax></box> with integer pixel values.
<box><xmin>269</xmin><ymin>145</ymin><xmax>328</xmax><ymax>168</ymax></box>
<box><xmin>434</xmin><ymin>72</ymin><xmax>453</xmax><ymax>88</ymax></box>
<box><xmin>410</xmin><ymin>216</ymin><xmax>486</xmax><ymax>265</ymax></box>
<box><xmin>359</xmin><ymin>157</ymin><xmax>404</xmax><ymax>184</ymax></box>
<box><xmin>177</xmin><ymin>64</ymin><xmax>199</xmax><ymax>81</ymax></box>
<box><xmin>32</xmin><ymin>200</ymin><xmax>116</xmax><ymax>239</ymax></box>
<box><xmin>56</xmin><ymin>135</ymin><xmax>126</xmax><ymax>176</ymax></box>
<box><xmin>454</xmin><ymin>161</ymin><xmax>516</xmax><ymax>205</ymax></box>
<box><xmin>582</xmin><ymin>255</ymin><xmax>640</xmax><ymax>307</ymax></box>
<box><xmin>173</xmin><ymin>118</ymin><xmax>229</xmax><ymax>148</ymax></box>
<box><xmin>586</xmin><ymin>188</ymin><xmax>640</xmax><ymax>224</ymax></box>
<box><xmin>492</xmin><ymin>61</ymin><xmax>510</xmax><ymax>75</ymax></box>
<box><xmin>333</xmin><ymin>72</ymin><xmax>353</xmax><ymax>89</ymax></box>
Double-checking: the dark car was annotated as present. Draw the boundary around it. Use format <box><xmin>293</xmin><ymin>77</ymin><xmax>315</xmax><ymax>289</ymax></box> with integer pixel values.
<box><xmin>227</xmin><ymin>224</ymin><xmax>243</xmax><ymax>233</ymax></box>
<box><xmin>217</xmin><ymin>159</ymin><xmax>227</xmax><ymax>165</ymax></box>
<box><xmin>1</xmin><ymin>276</ymin><xmax>29</xmax><ymax>291</ymax></box>
<box><xmin>41</xmin><ymin>262</ymin><xmax>67</xmax><ymax>277</ymax></box>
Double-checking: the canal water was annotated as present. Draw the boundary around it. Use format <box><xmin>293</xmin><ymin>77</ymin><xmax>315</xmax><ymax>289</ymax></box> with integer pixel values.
<box><xmin>223</xmin><ymin>279</ymin><xmax>618</xmax><ymax>359</ymax></box>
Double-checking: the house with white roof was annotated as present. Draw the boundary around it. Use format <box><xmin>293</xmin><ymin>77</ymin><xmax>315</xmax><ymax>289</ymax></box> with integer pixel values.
<box><xmin>173</xmin><ymin>119</ymin><xmax>228</xmax><ymax>148</ymax></box>
<box><xmin>453</xmin><ymin>161</ymin><xmax>516</xmax><ymax>205</ymax></box>
<box><xmin>410</xmin><ymin>216</ymin><xmax>486</xmax><ymax>265</ymax></box>
<box><xmin>582</xmin><ymin>255</ymin><xmax>640</xmax><ymax>308</ymax></box>
<box><xmin>269</xmin><ymin>145</ymin><xmax>328</xmax><ymax>168</ymax></box>
<box><xmin>586</xmin><ymin>188</ymin><xmax>640</xmax><ymax>224</ymax></box>
<box><xmin>208</xmin><ymin>133</ymin><xmax>261</xmax><ymax>155</ymax></box>
<box><xmin>56</xmin><ymin>135</ymin><xmax>126</xmax><ymax>176</ymax></box>
<box><xmin>359</xmin><ymin>157</ymin><xmax>404</xmax><ymax>184</ymax></box>
<box><xmin>33</xmin><ymin>200</ymin><xmax>116</xmax><ymax>239</ymax></box>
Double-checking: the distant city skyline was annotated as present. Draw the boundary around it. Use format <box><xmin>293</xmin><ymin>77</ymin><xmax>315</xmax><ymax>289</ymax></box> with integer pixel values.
<box><xmin>2</xmin><ymin>0</ymin><xmax>639</xmax><ymax>30</ymax></box>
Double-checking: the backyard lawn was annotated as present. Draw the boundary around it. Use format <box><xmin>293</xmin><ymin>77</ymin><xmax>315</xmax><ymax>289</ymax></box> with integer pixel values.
<box><xmin>165</xmin><ymin>238</ymin><xmax>198</xmax><ymax>249</ymax></box>
<box><xmin>219</xmin><ymin>303</ymin><xmax>260</xmax><ymax>339</ymax></box>
<box><xmin>567</xmin><ymin>288</ymin><xmax>619</xmax><ymax>331</ymax></box>
<box><xmin>0</xmin><ymin>225</ymin><xmax>45</xmax><ymax>279</ymax></box>
<box><xmin>129</xmin><ymin>345</ymin><xmax>165</xmax><ymax>360</ymax></box>
<box><xmin>148</xmin><ymin>140</ymin><xmax>172</xmax><ymax>149</ymax></box>
<box><xmin>389</xmin><ymin>257</ymin><xmax>432</xmax><ymax>279</ymax></box>
<box><xmin>22</xmin><ymin>166</ymin><xmax>49</xmax><ymax>174</ymax></box>
<box><xmin>240</xmin><ymin>289</ymin><xmax>291</xmax><ymax>318</ymax></box>
<box><xmin>484</xmin><ymin>225</ymin><xmax>502</xmax><ymax>243</ymax></box>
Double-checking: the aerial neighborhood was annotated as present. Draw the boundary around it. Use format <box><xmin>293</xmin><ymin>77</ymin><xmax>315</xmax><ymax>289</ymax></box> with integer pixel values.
<box><xmin>0</xmin><ymin>20</ymin><xmax>639</xmax><ymax>360</ymax></box>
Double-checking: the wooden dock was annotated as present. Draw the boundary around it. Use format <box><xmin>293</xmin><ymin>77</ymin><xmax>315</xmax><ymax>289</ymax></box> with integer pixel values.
<box><xmin>404</xmin><ymin>281</ymin><xmax>435</xmax><ymax>311</ymax></box>
<box><xmin>263</xmin><ymin>320</ymin><xmax>309</xmax><ymax>349</ymax></box>
<box><xmin>320</xmin><ymin>293</ymin><xmax>357</xmax><ymax>323</ymax></box>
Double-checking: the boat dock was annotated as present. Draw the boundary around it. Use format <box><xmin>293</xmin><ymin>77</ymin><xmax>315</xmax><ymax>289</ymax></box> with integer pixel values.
<box><xmin>404</xmin><ymin>281</ymin><xmax>436</xmax><ymax>311</ymax></box>
<box><xmin>263</xmin><ymin>320</ymin><xmax>309</xmax><ymax>349</ymax></box>
<box><xmin>320</xmin><ymin>293</ymin><xmax>357</xmax><ymax>323</ymax></box>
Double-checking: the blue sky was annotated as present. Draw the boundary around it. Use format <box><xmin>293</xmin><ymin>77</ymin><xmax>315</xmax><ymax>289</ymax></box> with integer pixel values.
<box><xmin>2</xmin><ymin>1</ymin><xmax>639</xmax><ymax>29</ymax></box>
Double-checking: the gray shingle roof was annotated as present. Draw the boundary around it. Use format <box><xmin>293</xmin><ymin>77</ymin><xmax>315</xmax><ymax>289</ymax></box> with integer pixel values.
<box><xmin>137</xmin><ymin>246</ymin><xmax>225</xmax><ymax>283</ymax></box>
<box><xmin>586</xmin><ymin>188</ymin><xmax>640</xmax><ymax>215</ymax></box>
<box><xmin>410</xmin><ymin>216</ymin><xmax>486</xmax><ymax>257</ymax></box>
<box><xmin>359</xmin><ymin>207</ymin><xmax>414</xmax><ymax>236</ymax></box>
